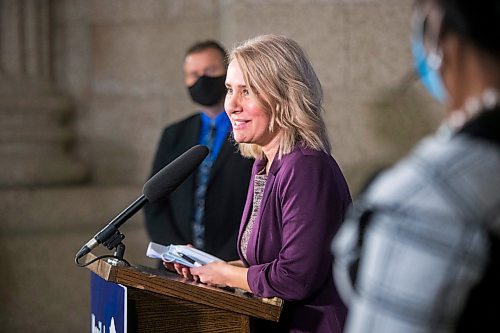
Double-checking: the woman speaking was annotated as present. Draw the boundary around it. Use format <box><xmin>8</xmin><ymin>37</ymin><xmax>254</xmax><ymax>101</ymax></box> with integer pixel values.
<box><xmin>174</xmin><ymin>34</ymin><xmax>351</xmax><ymax>332</ymax></box>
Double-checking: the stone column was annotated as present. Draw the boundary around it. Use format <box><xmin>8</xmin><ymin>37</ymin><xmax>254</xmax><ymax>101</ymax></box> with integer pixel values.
<box><xmin>0</xmin><ymin>0</ymin><xmax>87</xmax><ymax>187</ymax></box>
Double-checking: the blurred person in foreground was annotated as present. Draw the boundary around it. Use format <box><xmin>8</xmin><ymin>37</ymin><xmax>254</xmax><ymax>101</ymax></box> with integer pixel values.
<box><xmin>167</xmin><ymin>34</ymin><xmax>351</xmax><ymax>332</ymax></box>
<box><xmin>144</xmin><ymin>40</ymin><xmax>253</xmax><ymax>261</ymax></box>
<box><xmin>333</xmin><ymin>0</ymin><xmax>500</xmax><ymax>332</ymax></box>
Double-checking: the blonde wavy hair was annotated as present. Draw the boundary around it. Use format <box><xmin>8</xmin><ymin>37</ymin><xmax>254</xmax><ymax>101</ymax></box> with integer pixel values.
<box><xmin>229</xmin><ymin>34</ymin><xmax>331</xmax><ymax>160</ymax></box>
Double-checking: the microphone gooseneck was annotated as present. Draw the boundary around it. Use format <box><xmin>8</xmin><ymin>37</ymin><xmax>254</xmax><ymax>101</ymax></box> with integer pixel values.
<box><xmin>75</xmin><ymin>145</ymin><xmax>209</xmax><ymax>262</ymax></box>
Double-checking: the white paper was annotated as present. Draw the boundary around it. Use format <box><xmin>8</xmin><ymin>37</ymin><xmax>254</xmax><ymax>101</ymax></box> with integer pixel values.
<box><xmin>146</xmin><ymin>242</ymin><xmax>223</xmax><ymax>268</ymax></box>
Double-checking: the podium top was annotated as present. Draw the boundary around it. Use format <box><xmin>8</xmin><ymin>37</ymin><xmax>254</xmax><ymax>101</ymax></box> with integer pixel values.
<box><xmin>83</xmin><ymin>254</ymin><xmax>283</xmax><ymax>322</ymax></box>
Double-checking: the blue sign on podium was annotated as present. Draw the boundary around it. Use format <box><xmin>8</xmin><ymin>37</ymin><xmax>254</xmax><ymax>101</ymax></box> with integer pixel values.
<box><xmin>90</xmin><ymin>272</ymin><xmax>127</xmax><ymax>333</ymax></box>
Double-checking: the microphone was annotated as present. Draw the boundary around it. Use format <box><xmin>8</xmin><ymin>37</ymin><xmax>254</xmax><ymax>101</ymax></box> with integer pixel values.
<box><xmin>75</xmin><ymin>145</ymin><xmax>209</xmax><ymax>261</ymax></box>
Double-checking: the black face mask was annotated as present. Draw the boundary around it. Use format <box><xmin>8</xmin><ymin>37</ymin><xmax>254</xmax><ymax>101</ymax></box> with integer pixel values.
<box><xmin>188</xmin><ymin>75</ymin><xmax>226</xmax><ymax>107</ymax></box>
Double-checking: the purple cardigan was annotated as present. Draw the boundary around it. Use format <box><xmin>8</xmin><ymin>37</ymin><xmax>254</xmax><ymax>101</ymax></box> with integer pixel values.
<box><xmin>237</xmin><ymin>146</ymin><xmax>351</xmax><ymax>332</ymax></box>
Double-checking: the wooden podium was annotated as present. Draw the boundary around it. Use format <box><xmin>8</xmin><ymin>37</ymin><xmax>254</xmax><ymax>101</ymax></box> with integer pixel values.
<box><xmin>85</xmin><ymin>254</ymin><xmax>283</xmax><ymax>332</ymax></box>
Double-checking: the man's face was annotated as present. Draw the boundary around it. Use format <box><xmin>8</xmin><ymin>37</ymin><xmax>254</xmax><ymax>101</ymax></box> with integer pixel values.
<box><xmin>183</xmin><ymin>48</ymin><xmax>226</xmax><ymax>87</ymax></box>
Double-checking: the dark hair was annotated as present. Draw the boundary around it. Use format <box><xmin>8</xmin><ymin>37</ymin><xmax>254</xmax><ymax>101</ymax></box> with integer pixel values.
<box><xmin>185</xmin><ymin>40</ymin><xmax>228</xmax><ymax>67</ymax></box>
<box><xmin>438</xmin><ymin>0</ymin><xmax>500</xmax><ymax>56</ymax></box>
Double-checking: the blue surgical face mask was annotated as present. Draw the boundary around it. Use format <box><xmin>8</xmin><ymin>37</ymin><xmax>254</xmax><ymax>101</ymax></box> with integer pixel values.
<box><xmin>411</xmin><ymin>9</ymin><xmax>448</xmax><ymax>103</ymax></box>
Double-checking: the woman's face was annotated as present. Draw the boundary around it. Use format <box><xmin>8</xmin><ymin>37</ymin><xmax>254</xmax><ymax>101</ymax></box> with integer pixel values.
<box><xmin>225</xmin><ymin>60</ymin><xmax>280</xmax><ymax>149</ymax></box>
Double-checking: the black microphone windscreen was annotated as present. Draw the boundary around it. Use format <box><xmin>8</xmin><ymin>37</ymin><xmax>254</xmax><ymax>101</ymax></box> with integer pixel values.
<box><xmin>143</xmin><ymin>145</ymin><xmax>209</xmax><ymax>202</ymax></box>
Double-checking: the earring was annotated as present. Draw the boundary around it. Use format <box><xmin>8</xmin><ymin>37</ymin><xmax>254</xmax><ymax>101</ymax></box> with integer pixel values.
<box><xmin>427</xmin><ymin>47</ymin><xmax>443</xmax><ymax>70</ymax></box>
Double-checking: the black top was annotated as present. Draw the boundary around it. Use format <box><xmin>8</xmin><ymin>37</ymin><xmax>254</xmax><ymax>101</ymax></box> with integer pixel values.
<box><xmin>456</xmin><ymin>107</ymin><xmax>500</xmax><ymax>332</ymax></box>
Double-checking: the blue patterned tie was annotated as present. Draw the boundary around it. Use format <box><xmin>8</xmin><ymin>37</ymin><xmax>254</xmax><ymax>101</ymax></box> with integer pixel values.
<box><xmin>192</xmin><ymin>125</ymin><xmax>216</xmax><ymax>249</ymax></box>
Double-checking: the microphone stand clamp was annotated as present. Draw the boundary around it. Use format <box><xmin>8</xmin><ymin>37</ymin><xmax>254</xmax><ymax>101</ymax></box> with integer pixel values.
<box><xmin>101</xmin><ymin>227</ymin><xmax>127</xmax><ymax>266</ymax></box>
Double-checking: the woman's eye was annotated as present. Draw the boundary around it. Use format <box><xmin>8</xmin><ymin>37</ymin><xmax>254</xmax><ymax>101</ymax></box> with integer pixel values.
<box><xmin>242</xmin><ymin>89</ymin><xmax>250</xmax><ymax>96</ymax></box>
<box><xmin>226</xmin><ymin>88</ymin><xmax>232</xmax><ymax>94</ymax></box>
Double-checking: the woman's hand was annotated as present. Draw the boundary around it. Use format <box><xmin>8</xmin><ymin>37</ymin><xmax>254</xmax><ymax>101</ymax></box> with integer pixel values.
<box><xmin>162</xmin><ymin>243</ymin><xmax>196</xmax><ymax>280</ymax></box>
<box><xmin>163</xmin><ymin>257</ymin><xmax>250</xmax><ymax>291</ymax></box>
<box><xmin>163</xmin><ymin>261</ymin><xmax>195</xmax><ymax>280</ymax></box>
<box><xmin>190</xmin><ymin>261</ymin><xmax>231</xmax><ymax>287</ymax></box>
<box><xmin>190</xmin><ymin>261</ymin><xmax>250</xmax><ymax>291</ymax></box>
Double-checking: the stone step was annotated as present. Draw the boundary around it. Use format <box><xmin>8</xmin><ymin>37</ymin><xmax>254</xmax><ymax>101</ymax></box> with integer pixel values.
<box><xmin>0</xmin><ymin>185</ymin><xmax>159</xmax><ymax>330</ymax></box>
<box><xmin>0</xmin><ymin>184</ymin><xmax>156</xmax><ymax>265</ymax></box>
<box><xmin>0</xmin><ymin>185</ymin><xmax>142</xmax><ymax>228</ymax></box>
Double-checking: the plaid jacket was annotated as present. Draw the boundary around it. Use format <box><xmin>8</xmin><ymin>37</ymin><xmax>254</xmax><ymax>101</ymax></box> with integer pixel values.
<box><xmin>333</xmin><ymin>111</ymin><xmax>500</xmax><ymax>333</ymax></box>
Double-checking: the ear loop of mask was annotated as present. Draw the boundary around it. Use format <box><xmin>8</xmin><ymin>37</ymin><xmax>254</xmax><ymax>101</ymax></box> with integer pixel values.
<box><xmin>411</xmin><ymin>5</ymin><xmax>448</xmax><ymax>102</ymax></box>
<box><xmin>427</xmin><ymin>36</ymin><xmax>443</xmax><ymax>71</ymax></box>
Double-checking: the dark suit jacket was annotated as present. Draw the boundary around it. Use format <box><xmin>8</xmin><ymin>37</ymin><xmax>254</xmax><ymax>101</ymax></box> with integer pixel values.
<box><xmin>144</xmin><ymin>113</ymin><xmax>253</xmax><ymax>261</ymax></box>
<box><xmin>238</xmin><ymin>146</ymin><xmax>351</xmax><ymax>332</ymax></box>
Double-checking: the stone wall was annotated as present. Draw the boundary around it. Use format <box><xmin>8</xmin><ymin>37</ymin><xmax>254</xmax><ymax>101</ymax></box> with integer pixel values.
<box><xmin>64</xmin><ymin>0</ymin><xmax>441</xmax><ymax>191</ymax></box>
<box><xmin>0</xmin><ymin>0</ymin><xmax>441</xmax><ymax>331</ymax></box>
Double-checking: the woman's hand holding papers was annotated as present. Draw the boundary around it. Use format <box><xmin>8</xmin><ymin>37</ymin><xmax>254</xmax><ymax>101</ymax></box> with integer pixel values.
<box><xmin>190</xmin><ymin>261</ymin><xmax>250</xmax><ymax>291</ymax></box>
<box><xmin>163</xmin><ymin>261</ymin><xmax>195</xmax><ymax>280</ymax></box>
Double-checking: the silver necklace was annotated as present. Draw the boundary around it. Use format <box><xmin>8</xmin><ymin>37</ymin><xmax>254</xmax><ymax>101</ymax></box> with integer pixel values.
<box><xmin>438</xmin><ymin>88</ymin><xmax>500</xmax><ymax>138</ymax></box>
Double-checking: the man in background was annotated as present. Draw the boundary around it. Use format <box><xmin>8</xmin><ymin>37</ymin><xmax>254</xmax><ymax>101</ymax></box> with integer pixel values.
<box><xmin>144</xmin><ymin>40</ymin><xmax>253</xmax><ymax>261</ymax></box>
